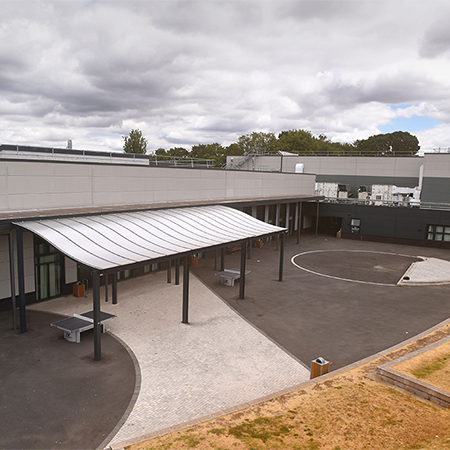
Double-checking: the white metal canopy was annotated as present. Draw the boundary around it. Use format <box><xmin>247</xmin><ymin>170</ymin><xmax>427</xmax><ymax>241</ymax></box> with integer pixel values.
<box><xmin>14</xmin><ymin>205</ymin><xmax>286</xmax><ymax>270</ymax></box>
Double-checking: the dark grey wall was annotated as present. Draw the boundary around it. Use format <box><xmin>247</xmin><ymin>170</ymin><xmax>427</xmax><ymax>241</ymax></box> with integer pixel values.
<box><xmin>421</xmin><ymin>177</ymin><xmax>450</xmax><ymax>204</ymax></box>
<box><xmin>319</xmin><ymin>203</ymin><xmax>450</xmax><ymax>244</ymax></box>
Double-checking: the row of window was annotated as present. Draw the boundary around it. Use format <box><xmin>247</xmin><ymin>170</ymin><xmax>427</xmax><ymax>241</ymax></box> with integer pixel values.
<box><xmin>427</xmin><ymin>225</ymin><xmax>450</xmax><ymax>242</ymax></box>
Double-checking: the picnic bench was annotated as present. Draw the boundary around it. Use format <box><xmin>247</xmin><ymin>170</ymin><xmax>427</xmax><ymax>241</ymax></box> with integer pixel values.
<box><xmin>51</xmin><ymin>311</ymin><xmax>116</xmax><ymax>343</ymax></box>
<box><xmin>214</xmin><ymin>268</ymin><xmax>251</xmax><ymax>286</ymax></box>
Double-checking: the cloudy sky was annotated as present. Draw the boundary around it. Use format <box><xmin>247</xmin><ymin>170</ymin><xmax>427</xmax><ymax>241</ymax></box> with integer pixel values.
<box><xmin>1</xmin><ymin>0</ymin><xmax>450</xmax><ymax>153</ymax></box>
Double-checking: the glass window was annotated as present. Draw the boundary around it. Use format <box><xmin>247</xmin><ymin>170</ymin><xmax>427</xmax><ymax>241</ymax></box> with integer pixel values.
<box><xmin>426</xmin><ymin>224</ymin><xmax>450</xmax><ymax>242</ymax></box>
<box><xmin>34</xmin><ymin>236</ymin><xmax>63</xmax><ymax>301</ymax></box>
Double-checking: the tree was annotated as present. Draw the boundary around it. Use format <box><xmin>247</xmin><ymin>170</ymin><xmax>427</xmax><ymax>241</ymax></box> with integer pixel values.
<box><xmin>276</xmin><ymin>129</ymin><xmax>319</xmax><ymax>154</ymax></box>
<box><xmin>354</xmin><ymin>131</ymin><xmax>420</xmax><ymax>156</ymax></box>
<box><xmin>167</xmin><ymin>147</ymin><xmax>190</xmax><ymax>158</ymax></box>
<box><xmin>190</xmin><ymin>143</ymin><xmax>225</xmax><ymax>166</ymax></box>
<box><xmin>123</xmin><ymin>129</ymin><xmax>148</xmax><ymax>154</ymax></box>
<box><xmin>237</xmin><ymin>132</ymin><xmax>277</xmax><ymax>155</ymax></box>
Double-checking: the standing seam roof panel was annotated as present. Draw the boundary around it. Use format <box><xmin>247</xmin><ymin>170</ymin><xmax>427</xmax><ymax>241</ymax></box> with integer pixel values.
<box><xmin>14</xmin><ymin>205</ymin><xmax>286</xmax><ymax>270</ymax></box>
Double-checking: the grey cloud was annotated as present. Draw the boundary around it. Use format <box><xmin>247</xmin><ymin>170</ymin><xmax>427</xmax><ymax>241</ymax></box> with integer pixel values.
<box><xmin>420</xmin><ymin>18</ymin><xmax>450</xmax><ymax>58</ymax></box>
<box><xmin>1</xmin><ymin>0</ymin><xmax>450</xmax><ymax>153</ymax></box>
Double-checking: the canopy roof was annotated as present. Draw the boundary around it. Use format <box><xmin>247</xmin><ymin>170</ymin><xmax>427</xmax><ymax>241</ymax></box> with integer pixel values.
<box><xmin>14</xmin><ymin>205</ymin><xmax>285</xmax><ymax>271</ymax></box>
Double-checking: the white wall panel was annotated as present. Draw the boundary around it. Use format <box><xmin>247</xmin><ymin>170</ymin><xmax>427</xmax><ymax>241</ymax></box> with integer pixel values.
<box><xmin>65</xmin><ymin>257</ymin><xmax>77</xmax><ymax>284</ymax></box>
<box><xmin>1</xmin><ymin>160</ymin><xmax>316</xmax><ymax>214</ymax></box>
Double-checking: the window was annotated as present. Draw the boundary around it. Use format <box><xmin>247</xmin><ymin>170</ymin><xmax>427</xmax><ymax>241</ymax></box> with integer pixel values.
<box><xmin>351</xmin><ymin>218</ymin><xmax>361</xmax><ymax>234</ymax></box>
<box><xmin>144</xmin><ymin>263</ymin><xmax>160</xmax><ymax>273</ymax></box>
<box><xmin>117</xmin><ymin>269</ymin><xmax>132</xmax><ymax>280</ymax></box>
<box><xmin>34</xmin><ymin>236</ymin><xmax>63</xmax><ymax>301</ymax></box>
<box><xmin>427</xmin><ymin>225</ymin><xmax>450</xmax><ymax>242</ymax></box>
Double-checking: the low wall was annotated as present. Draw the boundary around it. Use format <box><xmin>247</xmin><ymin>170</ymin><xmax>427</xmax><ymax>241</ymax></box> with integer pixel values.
<box><xmin>375</xmin><ymin>336</ymin><xmax>450</xmax><ymax>408</ymax></box>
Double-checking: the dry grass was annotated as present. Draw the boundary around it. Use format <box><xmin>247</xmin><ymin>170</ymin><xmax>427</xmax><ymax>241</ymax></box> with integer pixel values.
<box><xmin>127</xmin><ymin>324</ymin><xmax>450</xmax><ymax>450</ymax></box>
<box><xmin>393</xmin><ymin>339</ymin><xmax>450</xmax><ymax>392</ymax></box>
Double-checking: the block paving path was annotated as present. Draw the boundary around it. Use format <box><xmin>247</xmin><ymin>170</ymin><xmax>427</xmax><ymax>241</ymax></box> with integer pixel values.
<box><xmin>31</xmin><ymin>271</ymin><xmax>310</xmax><ymax>449</ymax></box>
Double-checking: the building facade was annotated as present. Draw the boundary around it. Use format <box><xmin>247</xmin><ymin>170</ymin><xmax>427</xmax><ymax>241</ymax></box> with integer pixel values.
<box><xmin>0</xmin><ymin>146</ymin><xmax>319</xmax><ymax>309</ymax></box>
<box><xmin>230</xmin><ymin>152</ymin><xmax>450</xmax><ymax>246</ymax></box>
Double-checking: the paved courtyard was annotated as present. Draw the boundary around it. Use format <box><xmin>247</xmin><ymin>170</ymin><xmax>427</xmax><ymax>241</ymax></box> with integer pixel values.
<box><xmin>193</xmin><ymin>236</ymin><xmax>450</xmax><ymax>370</ymax></box>
<box><xmin>5</xmin><ymin>235</ymin><xmax>450</xmax><ymax>449</ymax></box>
<box><xmin>30</xmin><ymin>270</ymin><xmax>310</xmax><ymax>449</ymax></box>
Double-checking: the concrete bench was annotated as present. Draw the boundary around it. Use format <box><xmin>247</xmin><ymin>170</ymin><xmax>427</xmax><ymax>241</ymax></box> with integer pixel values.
<box><xmin>51</xmin><ymin>311</ymin><xmax>116</xmax><ymax>343</ymax></box>
<box><xmin>215</xmin><ymin>268</ymin><xmax>251</xmax><ymax>286</ymax></box>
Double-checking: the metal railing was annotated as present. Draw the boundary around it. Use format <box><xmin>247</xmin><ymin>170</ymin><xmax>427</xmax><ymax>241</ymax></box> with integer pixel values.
<box><xmin>319</xmin><ymin>196</ymin><xmax>450</xmax><ymax>211</ymax></box>
<box><xmin>0</xmin><ymin>145</ymin><xmax>216</xmax><ymax>168</ymax></box>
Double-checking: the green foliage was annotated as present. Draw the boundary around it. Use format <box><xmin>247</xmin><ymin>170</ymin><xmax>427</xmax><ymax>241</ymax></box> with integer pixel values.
<box><xmin>276</xmin><ymin>129</ymin><xmax>351</xmax><ymax>155</ymax></box>
<box><xmin>191</xmin><ymin>143</ymin><xmax>225</xmax><ymax>165</ymax></box>
<box><xmin>154</xmin><ymin>147</ymin><xmax>190</xmax><ymax>158</ymax></box>
<box><xmin>354</xmin><ymin>131</ymin><xmax>420</xmax><ymax>156</ymax></box>
<box><xmin>150</xmin><ymin>129</ymin><xmax>420</xmax><ymax>165</ymax></box>
<box><xmin>122</xmin><ymin>128</ymin><xmax>148</xmax><ymax>154</ymax></box>
<box><xmin>276</xmin><ymin>129</ymin><xmax>318</xmax><ymax>154</ymax></box>
<box><xmin>237</xmin><ymin>131</ymin><xmax>277</xmax><ymax>154</ymax></box>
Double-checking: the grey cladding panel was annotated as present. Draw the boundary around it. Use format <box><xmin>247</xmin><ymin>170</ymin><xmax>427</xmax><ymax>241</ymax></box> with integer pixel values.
<box><xmin>421</xmin><ymin>178</ymin><xmax>450</xmax><ymax>204</ymax></box>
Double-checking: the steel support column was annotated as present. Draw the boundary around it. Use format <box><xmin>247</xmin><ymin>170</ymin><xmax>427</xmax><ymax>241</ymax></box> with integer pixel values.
<box><xmin>112</xmin><ymin>272</ymin><xmax>117</xmax><ymax>305</ymax></box>
<box><xmin>220</xmin><ymin>247</ymin><xmax>225</xmax><ymax>271</ymax></box>
<box><xmin>239</xmin><ymin>241</ymin><xmax>246</xmax><ymax>300</ymax></box>
<box><xmin>279</xmin><ymin>232</ymin><xmax>285</xmax><ymax>282</ymax></box>
<box><xmin>286</xmin><ymin>203</ymin><xmax>290</xmax><ymax>236</ymax></box>
<box><xmin>8</xmin><ymin>230</ymin><xmax>17</xmax><ymax>330</ymax></box>
<box><xmin>297</xmin><ymin>202</ymin><xmax>302</xmax><ymax>244</ymax></box>
<box><xmin>93</xmin><ymin>269</ymin><xmax>101</xmax><ymax>361</ymax></box>
<box><xmin>182</xmin><ymin>255</ymin><xmax>189</xmax><ymax>324</ymax></box>
<box><xmin>104</xmin><ymin>273</ymin><xmax>108</xmax><ymax>302</ymax></box>
<box><xmin>315</xmin><ymin>201</ymin><xmax>320</xmax><ymax>238</ymax></box>
<box><xmin>167</xmin><ymin>260</ymin><xmax>172</xmax><ymax>284</ymax></box>
<box><xmin>175</xmin><ymin>258</ymin><xmax>180</xmax><ymax>285</ymax></box>
<box><xmin>16</xmin><ymin>228</ymin><xmax>26</xmax><ymax>334</ymax></box>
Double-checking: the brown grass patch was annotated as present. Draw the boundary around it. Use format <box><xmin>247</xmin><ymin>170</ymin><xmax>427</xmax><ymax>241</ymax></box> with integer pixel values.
<box><xmin>393</xmin><ymin>339</ymin><xmax>450</xmax><ymax>392</ymax></box>
<box><xmin>127</xmin><ymin>323</ymin><xmax>450</xmax><ymax>450</ymax></box>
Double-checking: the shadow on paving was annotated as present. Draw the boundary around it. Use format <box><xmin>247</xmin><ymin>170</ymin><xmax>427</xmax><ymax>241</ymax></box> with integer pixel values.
<box><xmin>193</xmin><ymin>235</ymin><xmax>450</xmax><ymax>371</ymax></box>
<box><xmin>0</xmin><ymin>309</ymin><xmax>136</xmax><ymax>450</ymax></box>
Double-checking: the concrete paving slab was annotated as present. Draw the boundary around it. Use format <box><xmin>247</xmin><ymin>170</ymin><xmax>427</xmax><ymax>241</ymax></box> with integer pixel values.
<box><xmin>31</xmin><ymin>271</ymin><xmax>310</xmax><ymax>448</ymax></box>
<box><xmin>399</xmin><ymin>257</ymin><xmax>450</xmax><ymax>285</ymax></box>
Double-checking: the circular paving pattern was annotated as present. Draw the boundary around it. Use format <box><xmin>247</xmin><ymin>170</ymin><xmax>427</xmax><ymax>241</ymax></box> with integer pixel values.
<box><xmin>291</xmin><ymin>250</ymin><xmax>423</xmax><ymax>286</ymax></box>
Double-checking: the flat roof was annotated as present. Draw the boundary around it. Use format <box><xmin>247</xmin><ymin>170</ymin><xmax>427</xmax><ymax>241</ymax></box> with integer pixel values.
<box><xmin>0</xmin><ymin>195</ymin><xmax>322</xmax><ymax>227</ymax></box>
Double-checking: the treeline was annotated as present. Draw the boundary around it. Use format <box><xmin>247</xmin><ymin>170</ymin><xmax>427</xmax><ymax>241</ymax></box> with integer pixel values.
<box><xmin>132</xmin><ymin>129</ymin><xmax>420</xmax><ymax>167</ymax></box>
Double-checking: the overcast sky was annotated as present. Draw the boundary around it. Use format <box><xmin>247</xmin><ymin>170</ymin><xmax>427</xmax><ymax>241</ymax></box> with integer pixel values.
<box><xmin>1</xmin><ymin>0</ymin><xmax>450</xmax><ymax>153</ymax></box>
